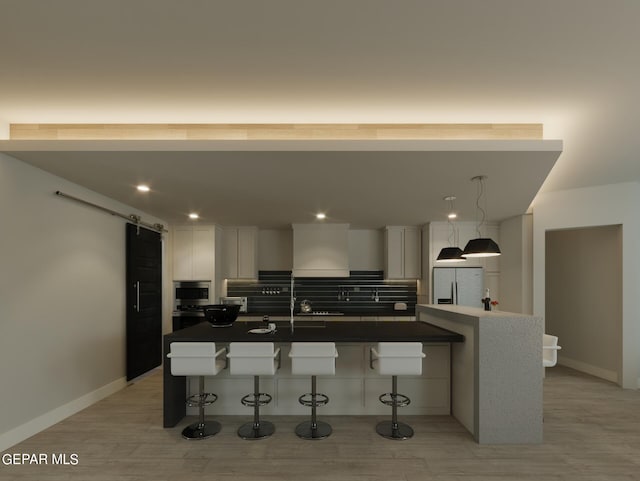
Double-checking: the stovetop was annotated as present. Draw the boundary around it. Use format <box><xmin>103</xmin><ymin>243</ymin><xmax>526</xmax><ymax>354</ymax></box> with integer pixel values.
<box><xmin>297</xmin><ymin>311</ymin><xmax>344</xmax><ymax>316</ymax></box>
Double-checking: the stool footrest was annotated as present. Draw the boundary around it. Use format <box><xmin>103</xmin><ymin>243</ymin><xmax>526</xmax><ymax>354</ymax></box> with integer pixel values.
<box><xmin>241</xmin><ymin>392</ymin><xmax>272</xmax><ymax>407</ymax></box>
<box><xmin>378</xmin><ymin>392</ymin><xmax>411</xmax><ymax>408</ymax></box>
<box><xmin>298</xmin><ymin>392</ymin><xmax>329</xmax><ymax>407</ymax></box>
<box><xmin>186</xmin><ymin>392</ymin><xmax>218</xmax><ymax>408</ymax></box>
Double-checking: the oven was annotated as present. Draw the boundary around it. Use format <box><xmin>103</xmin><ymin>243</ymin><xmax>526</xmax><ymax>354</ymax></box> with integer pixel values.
<box><xmin>172</xmin><ymin>281</ymin><xmax>211</xmax><ymax>331</ymax></box>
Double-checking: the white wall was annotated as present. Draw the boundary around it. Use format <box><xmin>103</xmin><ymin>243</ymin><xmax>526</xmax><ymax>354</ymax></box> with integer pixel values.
<box><xmin>499</xmin><ymin>215</ymin><xmax>533</xmax><ymax>314</ymax></box>
<box><xmin>532</xmin><ymin>182</ymin><xmax>640</xmax><ymax>388</ymax></box>
<box><xmin>545</xmin><ymin>226</ymin><xmax>622</xmax><ymax>382</ymax></box>
<box><xmin>0</xmin><ymin>152</ymin><xmax>167</xmax><ymax>450</ymax></box>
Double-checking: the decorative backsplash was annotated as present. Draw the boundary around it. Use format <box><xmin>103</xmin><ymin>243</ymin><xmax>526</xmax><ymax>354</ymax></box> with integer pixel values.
<box><xmin>227</xmin><ymin>271</ymin><xmax>417</xmax><ymax>315</ymax></box>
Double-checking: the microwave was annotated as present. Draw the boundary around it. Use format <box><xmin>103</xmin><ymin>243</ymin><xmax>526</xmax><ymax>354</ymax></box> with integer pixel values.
<box><xmin>220</xmin><ymin>296</ymin><xmax>248</xmax><ymax>313</ymax></box>
<box><xmin>173</xmin><ymin>281</ymin><xmax>211</xmax><ymax>312</ymax></box>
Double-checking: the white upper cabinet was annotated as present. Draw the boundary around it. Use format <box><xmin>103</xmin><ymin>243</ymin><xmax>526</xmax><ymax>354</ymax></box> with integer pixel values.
<box><xmin>384</xmin><ymin>226</ymin><xmax>421</xmax><ymax>279</ymax></box>
<box><xmin>172</xmin><ymin>225</ymin><xmax>216</xmax><ymax>281</ymax></box>
<box><xmin>223</xmin><ymin>226</ymin><xmax>258</xmax><ymax>279</ymax></box>
<box><xmin>293</xmin><ymin>223</ymin><xmax>350</xmax><ymax>277</ymax></box>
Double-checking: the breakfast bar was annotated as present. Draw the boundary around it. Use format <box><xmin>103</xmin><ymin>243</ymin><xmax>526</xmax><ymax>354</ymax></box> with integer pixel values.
<box><xmin>163</xmin><ymin>320</ymin><xmax>464</xmax><ymax>427</ymax></box>
<box><xmin>417</xmin><ymin>304</ymin><xmax>543</xmax><ymax>444</ymax></box>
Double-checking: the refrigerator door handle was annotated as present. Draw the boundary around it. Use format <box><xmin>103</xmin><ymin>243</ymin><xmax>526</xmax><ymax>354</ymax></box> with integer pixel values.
<box><xmin>455</xmin><ymin>281</ymin><xmax>459</xmax><ymax>305</ymax></box>
<box><xmin>450</xmin><ymin>282</ymin><xmax>454</xmax><ymax>304</ymax></box>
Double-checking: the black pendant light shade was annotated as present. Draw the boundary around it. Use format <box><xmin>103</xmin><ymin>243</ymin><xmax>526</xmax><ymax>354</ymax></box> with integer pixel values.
<box><xmin>437</xmin><ymin>246</ymin><xmax>466</xmax><ymax>262</ymax></box>
<box><xmin>462</xmin><ymin>238</ymin><xmax>501</xmax><ymax>257</ymax></box>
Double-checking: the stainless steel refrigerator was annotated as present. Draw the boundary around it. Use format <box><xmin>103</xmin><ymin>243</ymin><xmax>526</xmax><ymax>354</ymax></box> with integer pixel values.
<box><xmin>432</xmin><ymin>267</ymin><xmax>484</xmax><ymax>308</ymax></box>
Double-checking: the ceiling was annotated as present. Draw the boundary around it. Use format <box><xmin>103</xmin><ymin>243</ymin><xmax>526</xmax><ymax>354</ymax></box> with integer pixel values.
<box><xmin>0</xmin><ymin>1</ymin><xmax>638</xmax><ymax>226</ymax></box>
<box><xmin>2</xmin><ymin>140</ymin><xmax>561</xmax><ymax>228</ymax></box>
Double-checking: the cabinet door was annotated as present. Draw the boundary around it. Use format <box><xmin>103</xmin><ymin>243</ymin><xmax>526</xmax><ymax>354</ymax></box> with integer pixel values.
<box><xmin>172</xmin><ymin>226</ymin><xmax>216</xmax><ymax>281</ymax></box>
<box><xmin>237</xmin><ymin>227</ymin><xmax>258</xmax><ymax>279</ymax></box>
<box><xmin>223</xmin><ymin>227</ymin><xmax>258</xmax><ymax>279</ymax></box>
<box><xmin>192</xmin><ymin>227</ymin><xmax>215</xmax><ymax>280</ymax></box>
<box><xmin>223</xmin><ymin>228</ymin><xmax>238</xmax><ymax>278</ymax></box>
<box><xmin>172</xmin><ymin>227</ymin><xmax>193</xmax><ymax>280</ymax></box>
<box><xmin>385</xmin><ymin>227</ymin><xmax>404</xmax><ymax>278</ymax></box>
<box><xmin>403</xmin><ymin>227</ymin><xmax>421</xmax><ymax>279</ymax></box>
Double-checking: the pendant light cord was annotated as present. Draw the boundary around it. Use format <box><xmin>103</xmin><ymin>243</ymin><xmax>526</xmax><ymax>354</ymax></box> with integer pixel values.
<box><xmin>475</xmin><ymin>177</ymin><xmax>487</xmax><ymax>237</ymax></box>
<box><xmin>446</xmin><ymin>196</ymin><xmax>458</xmax><ymax>247</ymax></box>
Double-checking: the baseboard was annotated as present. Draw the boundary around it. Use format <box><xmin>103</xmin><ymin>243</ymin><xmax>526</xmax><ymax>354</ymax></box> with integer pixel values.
<box><xmin>0</xmin><ymin>376</ymin><xmax>127</xmax><ymax>452</ymax></box>
<box><xmin>558</xmin><ymin>356</ymin><xmax>618</xmax><ymax>383</ymax></box>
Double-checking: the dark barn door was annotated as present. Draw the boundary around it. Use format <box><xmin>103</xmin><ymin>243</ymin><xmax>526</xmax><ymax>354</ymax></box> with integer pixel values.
<box><xmin>126</xmin><ymin>223</ymin><xmax>163</xmax><ymax>381</ymax></box>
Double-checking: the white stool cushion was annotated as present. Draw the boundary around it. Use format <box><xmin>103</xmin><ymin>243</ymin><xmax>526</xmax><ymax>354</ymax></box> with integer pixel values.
<box><xmin>167</xmin><ymin>342</ymin><xmax>226</xmax><ymax>376</ymax></box>
<box><xmin>372</xmin><ymin>342</ymin><xmax>425</xmax><ymax>376</ymax></box>
<box><xmin>289</xmin><ymin>342</ymin><xmax>338</xmax><ymax>376</ymax></box>
<box><xmin>228</xmin><ymin>342</ymin><xmax>280</xmax><ymax>376</ymax></box>
<box><xmin>543</xmin><ymin>334</ymin><xmax>561</xmax><ymax>367</ymax></box>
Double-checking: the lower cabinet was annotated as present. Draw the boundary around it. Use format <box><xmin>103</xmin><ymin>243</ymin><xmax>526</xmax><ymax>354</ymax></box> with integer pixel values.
<box><xmin>187</xmin><ymin>342</ymin><xmax>450</xmax><ymax>416</ymax></box>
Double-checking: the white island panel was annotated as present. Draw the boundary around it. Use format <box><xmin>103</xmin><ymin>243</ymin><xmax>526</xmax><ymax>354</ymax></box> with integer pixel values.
<box><xmin>187</xmin><ymin>342</ymin><xmax>451</xmax><ymax>416</ymax></box>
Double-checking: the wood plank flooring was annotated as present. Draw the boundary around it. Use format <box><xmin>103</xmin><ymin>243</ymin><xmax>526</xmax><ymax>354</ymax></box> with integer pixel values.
<box><xmin>2</xmin><ymin>366</ymin><xmax>640</xmax><ymax>481</ymax></box>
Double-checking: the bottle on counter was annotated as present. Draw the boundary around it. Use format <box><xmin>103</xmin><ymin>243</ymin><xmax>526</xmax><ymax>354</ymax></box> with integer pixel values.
<box><xmin>482</xmin><ymin>288</ymin><xmax>491</xmax><ymax>311</ymax></box>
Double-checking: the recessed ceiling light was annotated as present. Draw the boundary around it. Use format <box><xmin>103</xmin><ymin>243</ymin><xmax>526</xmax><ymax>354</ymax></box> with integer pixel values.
<box><xmin>316</xmin><ymin>213</ymin><xmax>326</xmax><ymax>220</ymax></box>
<box><xmin>188</xmin><ymin>213</ymin><xmax>199</xmax><ymax>220</ymax></box>
<box><xmin>448</xmin><ymin>213</ymin><xmax>457</xmax><ymax>219</ymax></box>
<box><xmin>136</xmin><ymin>184</ymin><xmax>150</xmax><ymax>192</ymax></box>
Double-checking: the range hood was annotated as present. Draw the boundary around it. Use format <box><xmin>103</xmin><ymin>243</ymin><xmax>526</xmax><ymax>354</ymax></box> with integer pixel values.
<box><xmin>292</xmin><ymin>223</ymin><xmax>350</xmax><ymax>277</ymax></box>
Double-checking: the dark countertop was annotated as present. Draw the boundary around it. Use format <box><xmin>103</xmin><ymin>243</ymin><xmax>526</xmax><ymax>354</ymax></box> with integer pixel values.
<box><xmin>237</xmin><ymin>312</ymin><xmax>415</xmax><ymax>317</ymax></box>
<box><xmin>165</xmin><ymin>320</ymin><xmax>464</xmax><ymax>343</ymax></box>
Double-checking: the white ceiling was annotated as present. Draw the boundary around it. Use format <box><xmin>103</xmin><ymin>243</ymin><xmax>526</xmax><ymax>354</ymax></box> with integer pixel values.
<box><xmin>0</xmin><ymin>1</ymin><xmax>638</xmax><ymax>226</ymax></box>
<box><xmin>1</xmin><ymin>140</ymin><xmax>561</xmax><ymax>227</ymax></box>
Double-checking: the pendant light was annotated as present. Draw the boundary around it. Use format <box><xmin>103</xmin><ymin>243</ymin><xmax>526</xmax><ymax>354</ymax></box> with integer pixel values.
<box><xmin>437</xmin><ymin>196</ymin><xmax>466</xmax><ymax>262</ymax></box>
<box><xmin>462</xmin><ymin>175</ymin><xmax>501</xmax><ymax>258</ymax></box>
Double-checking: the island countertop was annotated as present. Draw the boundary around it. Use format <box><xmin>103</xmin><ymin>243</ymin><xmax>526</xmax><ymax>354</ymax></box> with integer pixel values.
<box><xmin>163</xmin><ymin>320</ymin><xmax>464</xmax><ymax>427</ymax></box>
<box><xmin>164</xmin><ymin>320</ymin><xmax>464</xmax><ymax>343</ymax></box>
<box><xmin>416</xmin><ymin>304</ymin><xmax>543</xmax><ymax>444</ymax></box>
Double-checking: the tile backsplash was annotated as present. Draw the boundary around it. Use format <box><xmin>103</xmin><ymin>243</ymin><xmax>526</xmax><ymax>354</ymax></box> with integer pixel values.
<box><xmin>227</xmin><ymin>271</ymin><xmax>416</xmax><ymax>315</ymax></box>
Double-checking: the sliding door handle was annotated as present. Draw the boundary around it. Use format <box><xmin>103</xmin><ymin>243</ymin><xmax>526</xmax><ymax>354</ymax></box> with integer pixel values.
<box><xmin>135</xmin><ymin>281</ymin><xmax>140</xmax><ymax>312</ymax></box>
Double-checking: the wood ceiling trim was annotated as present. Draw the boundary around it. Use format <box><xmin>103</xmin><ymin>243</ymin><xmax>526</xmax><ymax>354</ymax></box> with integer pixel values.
<box><xmin>10</xmin><ymin>123</ymin><xmax>543</xmax><ymax>140</ymax></box>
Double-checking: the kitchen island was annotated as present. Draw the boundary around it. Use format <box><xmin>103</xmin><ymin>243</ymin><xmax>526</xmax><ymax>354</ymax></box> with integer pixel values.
<box><xmin>163</xmin><ymin>320</ymin><xmax>463</xmax><ymax>427</ymax></box>
<box><xmin>417</xmin><ymin>304</ymin><xmax>543</xmax><ymax>444</ymax></box>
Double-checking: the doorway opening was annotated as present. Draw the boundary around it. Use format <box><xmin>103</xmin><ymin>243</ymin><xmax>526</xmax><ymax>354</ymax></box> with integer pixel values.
<box><xmin>545</xmin><ymin>225</ymin><xmax>622</xmax><ymax>385</ymax></box>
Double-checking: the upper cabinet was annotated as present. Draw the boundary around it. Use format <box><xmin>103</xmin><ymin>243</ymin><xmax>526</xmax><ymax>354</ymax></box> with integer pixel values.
<box><xmin>223</xmin><ymin>226</ymin><xmax>258</xmax><ymax>279</ymax></box>
<box><xmin>172</xmin><ymin>225</ymin><xmax>216</xmax><ymax>281</ymax></box>
<box><xmin>293</xmin><ymin>223</ymin><xmax>350</xmax><ymax>277</ymax></box>
<box><xmin>384</xmin><ymin>226</ymin><xmax>421</xmax><ymax>279</ymax></box>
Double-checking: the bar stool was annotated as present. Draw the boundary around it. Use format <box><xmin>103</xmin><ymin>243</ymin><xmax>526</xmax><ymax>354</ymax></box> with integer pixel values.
<box><xmin>167</xmin><ymin>342</ymin><xmax>227</xmax><ymax>440</ymax></box>
<box><xmin>370</xmin><ymin>342</ymin><xmax>425</xmax><ymax>440</ymax></box>
<box><xmin>227</xmin><ymin>342</ymin><xmax>281</xmax><ymax>440</ymax></box>
<box><xmin>289</xmin><ymin>342</ymin><xmax>338</xmax><ymax>440</ymax></box>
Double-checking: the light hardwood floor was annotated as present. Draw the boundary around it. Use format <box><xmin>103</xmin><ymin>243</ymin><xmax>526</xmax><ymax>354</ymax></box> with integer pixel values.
<box><xmin>2</xmin><ymin>366</ymin><xmax>640</xmax><ymax>481</ymax></box>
